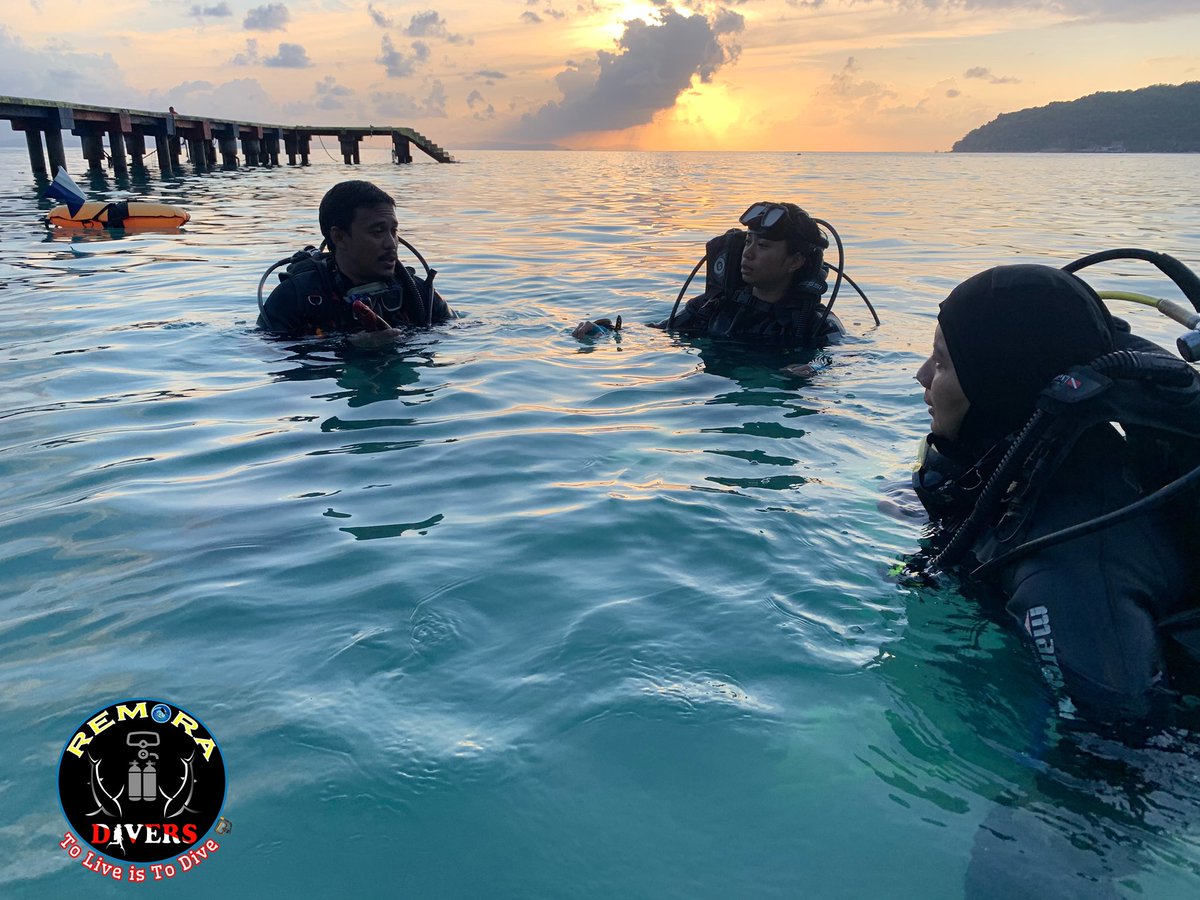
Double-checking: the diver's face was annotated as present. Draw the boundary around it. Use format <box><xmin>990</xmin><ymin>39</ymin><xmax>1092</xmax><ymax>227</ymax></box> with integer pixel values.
<box><xmin>915</xmin><ymin>325</ymin><xmax>970</xmax><ymax>442</ymax></box>
<box><xmin>330</xmin><ymin>203</ymin><xmax>399</xmax><ymax>285</ymax></box>
<box><xmin>740</xmin><ymin>231</ymin><xmax>805</xmax><ymax>295</ymax></box>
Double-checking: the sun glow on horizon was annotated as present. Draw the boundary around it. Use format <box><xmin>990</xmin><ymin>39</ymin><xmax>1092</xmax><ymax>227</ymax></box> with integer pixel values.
<box><xmin>634</xmin><ymin>82</ymin><xmax>748</xmax><ymax>150</ymax></box>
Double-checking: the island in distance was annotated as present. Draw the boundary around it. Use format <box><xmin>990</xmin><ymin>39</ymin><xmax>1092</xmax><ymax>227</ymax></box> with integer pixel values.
<box><xmin>953</xmin><ymin>81</ymin><xmax>1200</xmax><ymax>153</ymax></box>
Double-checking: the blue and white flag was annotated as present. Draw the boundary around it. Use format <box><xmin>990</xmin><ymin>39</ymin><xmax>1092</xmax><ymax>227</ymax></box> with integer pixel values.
<box><xmin>45</xmin><ymin>166</ymin><xmax>87</xmax><ymax>216</ymax></box>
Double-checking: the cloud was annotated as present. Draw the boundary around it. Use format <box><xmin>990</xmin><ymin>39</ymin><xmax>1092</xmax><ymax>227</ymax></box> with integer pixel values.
<box><xmin>405</xmin><ymin>10</ymin><xmax>471</xmax><ymax>43</ymax></box>
<box><xmin>521</xmin><ymin>11</ymin><xmax>542</xmax><ymax>23</ymax></box>
<box><xmin>946</xmin><ymin>88</ymin><xmax>961</xmax><ymax>97</ymax></box>
<box><xmin>882</xmin><ymin>0</ymin><xmax>1195</xmax><ymax>23</ymax></box>
<box><xmin>145</xmin><ymin>77</ymin><xmax>285</xmax><ymax>123</ymax></box>
<box><xmin>515</xmin><ymin>8</ymin><xmax>743</xmax><ymax>141</ymax></box>
<box><xmin>264</xmin><ymin>43</ymin><xmax>311</xmax><ymax>67</ymax></box>
<box><xmin>964</xmin><ymin>66</ymin><xmax>1020</xmax><ymax>84</ymax></box>
<box><xmin>0</xmin><ymin>24</ymin><xmax>309</xmax><ymax>130</ymax></box>
<box><xmin>466</xmin><ymin>89</ymin><xmax>496</xmax><ymax>119</ymax></box>
<box><xmin>232</xmin><ymin>37</ymin><xmax>310</xmax><ymax>68</ymax></box>
<box><xmin>231</xmin><ymin>39</ymin><xmax>260</xmax><ymax>66</ymax></box>
<box><xmin>819</xmin><ymin>57</ymin><xmax>896</xmax><ymax>105</ymax></box>
<box><xmin>367</xmin><ymin>3</ymin><xmax>392</xmax><ymax>27</ymax></box>
<box><xmin>190</xmin><ymin>2</ymin><xmax>232</xmax><ymax>16</ymax></box>
<box><xmin>244</xmin><ymin>3</ymin><xmax>289</xmax><ymax>31</ymax></box>
<box><xmin>315</xmin><ymin>75</ymin><xmax>354</xmax><ymax>110</ymax></box>
<box><xmin>0</xmin><ymin>28</ymin><xmax>150</xmax><ymax>113</ymax></box>
<box><xmin>377</xmin><ymin>35</ymin><xmax>431</xmax><ymax>78</ymax></box>
<box><xmin>471</xmin><ymin>69</ymin><xmax>507</xmax><ymax>81</ymax></box>
<box><xmin>371</xmin><ymin>80</ymin><xmax>447</xmax><ymax>118</ymax></box>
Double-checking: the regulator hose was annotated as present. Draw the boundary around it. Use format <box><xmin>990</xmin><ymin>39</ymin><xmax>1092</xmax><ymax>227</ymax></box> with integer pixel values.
<box><xmin>1064</xmin><ymin>248</ymin><xmax>1200</xmax><ymax>313</ymax></box>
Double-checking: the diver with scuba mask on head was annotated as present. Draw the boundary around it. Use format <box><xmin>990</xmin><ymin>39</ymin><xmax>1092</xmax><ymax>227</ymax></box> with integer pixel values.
<box><xmin>910</xmin><ymin>259</ymin><xmax>1200</xmax><ymax>724</ymax></box>
<box><xmin>257</xmin><ymin>180</ymin><xmax>455</xmax><ymax>347</ymax></box>
<box><xmin>573</xmin><ymin>201</ymin><xmax>877</xmax><ymax>375</ymax></box>
<box><xmin>658</xmin><ymin>202</ymin><xmax>841</xmax><ymax>344</ymax></box>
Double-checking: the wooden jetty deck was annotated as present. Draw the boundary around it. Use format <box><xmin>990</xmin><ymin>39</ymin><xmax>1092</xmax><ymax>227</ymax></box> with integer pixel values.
<box><xmin>1</xmin><ymin>95</ymin><xmax>455</xmax><ymax>180</ymax></box>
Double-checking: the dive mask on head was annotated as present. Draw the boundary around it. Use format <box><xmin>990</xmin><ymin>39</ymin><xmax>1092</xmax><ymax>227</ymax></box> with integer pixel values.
<box><xmin>739</xmin><ymin>202</ymin><xmax>790</xmax><ymax>237</ymax></box>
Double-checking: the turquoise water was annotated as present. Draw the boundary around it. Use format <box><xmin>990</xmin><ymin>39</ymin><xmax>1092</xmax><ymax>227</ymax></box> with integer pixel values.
<box><xmin>2</xmin><ymin>145</ymin><xmax>1200</xmax><ymax>897</ymax></box>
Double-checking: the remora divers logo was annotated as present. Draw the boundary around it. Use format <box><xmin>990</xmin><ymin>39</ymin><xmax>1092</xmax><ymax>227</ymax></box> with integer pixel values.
<box><xmin>58</xmin><ymin>700</ymin><xmax>226</xmax><ymax>865</ymax></box>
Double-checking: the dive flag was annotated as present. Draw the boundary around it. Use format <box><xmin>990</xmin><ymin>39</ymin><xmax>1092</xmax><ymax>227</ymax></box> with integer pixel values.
<box><xmin>45</xmin><ymin>166</ymin><xmax>87</xmax><ymax>216</ymax></box>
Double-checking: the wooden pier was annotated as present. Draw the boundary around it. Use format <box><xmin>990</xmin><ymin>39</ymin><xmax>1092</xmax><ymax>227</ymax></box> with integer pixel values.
<box><xmin>1</xmin><ymin>95</ymin><xmax>455</xmax><ymax>180</ymax></box>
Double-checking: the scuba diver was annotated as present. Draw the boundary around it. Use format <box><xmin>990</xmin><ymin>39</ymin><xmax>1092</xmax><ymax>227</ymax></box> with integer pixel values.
<box><xmin>910</xmin><ymin>257</ymin><xmax>1200</xmax><ymax>723</ymax></box>
<box><xmin>257</xmin><ymin>180</ymin><xmax>455</xmax><ymax>346</ymax></box>
<box><xmin>573</xmin><ymin>201</ymin><xmax>878</xmax><ymax>374</ymax></box>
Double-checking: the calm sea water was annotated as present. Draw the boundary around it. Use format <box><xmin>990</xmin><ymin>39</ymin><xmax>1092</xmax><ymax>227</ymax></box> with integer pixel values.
<box><xmin>2</xmin><ymin>144</ymin><xmax>1200</xmax><ymax>898</ymax></box>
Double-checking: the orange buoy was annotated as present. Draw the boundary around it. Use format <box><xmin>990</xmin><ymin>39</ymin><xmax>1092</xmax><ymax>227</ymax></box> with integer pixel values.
<box><xmin>48</xmin><ymin>201</ymin><xmax>190</xmax><ymax>230</ymax></box>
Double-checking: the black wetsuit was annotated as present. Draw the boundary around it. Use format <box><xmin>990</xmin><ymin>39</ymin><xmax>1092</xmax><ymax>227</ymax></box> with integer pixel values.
<box><xmin>920</xmin><ymin>423</ymin><xmax>1198</xmax><ymax>722</ymax></box>
<box><xmin>653</xmin><ymin>280</ymin><xmax>843</xmax><ymax>347</ymax></box>
<box><xmin>258</xmin><ymin>256</ymin><xmax>453</xmax><ymax>337</ymax></box>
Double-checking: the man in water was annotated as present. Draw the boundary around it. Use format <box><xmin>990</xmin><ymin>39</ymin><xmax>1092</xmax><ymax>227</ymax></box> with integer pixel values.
<box><xmin>258</xmin><ymin>180</ymin><xmax>454</xmax><ymax>345</ymax></box>
<box><xmin>911</xmin><ymin>263</ymin><xmax>1200</xmax><ymax>722</ymax></box>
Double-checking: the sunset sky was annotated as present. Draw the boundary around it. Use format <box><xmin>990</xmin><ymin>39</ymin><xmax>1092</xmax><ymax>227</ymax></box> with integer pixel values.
<box><xmin>1</xmin><ymin>0</ymin><xmax>1197</xmax><ymax>152</ymax></box>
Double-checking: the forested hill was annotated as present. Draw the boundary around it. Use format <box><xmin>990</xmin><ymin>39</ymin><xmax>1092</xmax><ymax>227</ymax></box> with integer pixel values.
<box><xmin>952</xmin><ymin>82</ymin><xmax>1200</xmax><ymax>152</ymax></box>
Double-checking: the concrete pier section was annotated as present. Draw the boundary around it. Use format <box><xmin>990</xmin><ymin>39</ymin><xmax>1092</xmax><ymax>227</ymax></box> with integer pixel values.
<box><xmin>1</xmin><ymin>95</ymin><xmax>456</xmax><ymax>180</ymax></box>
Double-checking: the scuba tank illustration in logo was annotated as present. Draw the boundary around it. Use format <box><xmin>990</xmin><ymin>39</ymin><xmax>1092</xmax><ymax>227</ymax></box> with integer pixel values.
<box><xmin>127</xmin><ymin>732</ymin><xmax>159</xmax><ymax>801</ymax></box>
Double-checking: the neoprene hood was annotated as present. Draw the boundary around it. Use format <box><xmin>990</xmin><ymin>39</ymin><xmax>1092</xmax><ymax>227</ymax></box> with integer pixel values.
<box><xmin>938</xmin><ymin>264</ymin><xmax>1115</xmax><ymax>447</ymax></box>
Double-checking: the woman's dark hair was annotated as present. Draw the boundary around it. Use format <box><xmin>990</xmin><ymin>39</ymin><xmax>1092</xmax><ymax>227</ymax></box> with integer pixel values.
<box><xmin>777</xmin><ymin>203</ymin><xmax>827</xmax><ymax>254</ymax></box>
<box><xmin>765</xmin><ymin>202</ymin><xmax>826</xmax><ymax>283</ymax></box>
<box><xmin>318</xmin><ymin>180</ymin><xmax>395</xmax><ymax>244</ymax></box>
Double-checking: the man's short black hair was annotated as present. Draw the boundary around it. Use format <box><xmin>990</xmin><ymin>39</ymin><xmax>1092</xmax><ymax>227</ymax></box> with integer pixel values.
<box><xmin>318</xmin><ymin>180</ymin><xmax>395</xmax><ymax>244</ymax></box>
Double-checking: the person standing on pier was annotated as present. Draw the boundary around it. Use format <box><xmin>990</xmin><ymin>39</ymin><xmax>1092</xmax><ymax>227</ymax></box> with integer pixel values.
<box><xmin>258</xmin><ymin>180</ymin><xmax>454</xmax><ymax>345</ymax></box>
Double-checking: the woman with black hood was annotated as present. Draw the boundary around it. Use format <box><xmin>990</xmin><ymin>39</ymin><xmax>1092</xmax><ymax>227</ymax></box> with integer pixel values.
<box><xmin>913</xmin><ymin>264</ymin><xmax>1199</xmax><ymax>723</ymax></box>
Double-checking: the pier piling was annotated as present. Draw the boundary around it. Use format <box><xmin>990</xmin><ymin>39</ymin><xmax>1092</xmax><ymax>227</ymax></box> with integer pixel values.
<box><xmin>80</xmin><ymin>131</ymin><xmax>105</xmax><ymax>175</ymax></box>
<box><xmin>108</xmin><ymin>130</ymin><xmax>129</xmax><ymax>177</ymax></box>
<box><xmin>3</xmin><ymin>95</ymin><xmax>456</xmax><ymax>184</ymax></box>
<box><xmin>24</xmin><ymin>130</ymin><xmax>47</xmax><ymax>178</ymax></box>
<box><xmin>186</xmin><ymin>137</ymin><xmax>203</xmax><ymax>173</ymax></box>
<box><xmin>153</xmin><ymin>132</ymin><xmax>174</xmax><ymax>177</ymax></box>
<box><xmin>219</xmin><ymin>134</ymin><xmax>239</xmax><ymax>169</ymax></box>
<box><xmin>264</xmin><ymin>130</ymin><xmax>281</xmax><ymax>167</ymax></box>
<box><xmin>242</xmin><ymin>136</ymin><xmax>261</xmax><ymax>167</ymax></box>
<box><xmin>339</xmin><ymin>132</ymin><xmax>361</xmax><ymax>165</ymax></box>
<box><xmin>393</xmin><ymin>135</ymin><xmax>412</xmax><ymax>164</ymax></box>
<box><xmin>45</xmin><ymin>127</ymin><xmax>67</xmax><ymax>175</ymax></box>
<box><xmin>126</xmin><ymin>131</ymin><xmax>147</xmax><ymax>171</ymax></box>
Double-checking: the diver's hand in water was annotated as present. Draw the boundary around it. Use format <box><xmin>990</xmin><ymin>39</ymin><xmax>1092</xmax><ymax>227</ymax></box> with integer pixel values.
<box><xmin>572</xmin><ymin>316</ymin><xmax>622</xmax><ymax>339</ymax></box>
<box><xmin>348</xmin><ymin>327</ymin><xmax>404</xmax><ymax>348</ymax></box>
<box><xmin>782</xmin><ymin>356</ymin><xmax>831</xmax><ymax>378</ymax></box>
<box><xmin>782</xmin><ymin>363</ymin><xmax>817</xmax><ymax>377</ymax></box>
<box><xmin>572</xmin><ymin>320</ymin><xmax>601</xmax><ymax>339</ymax></box>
